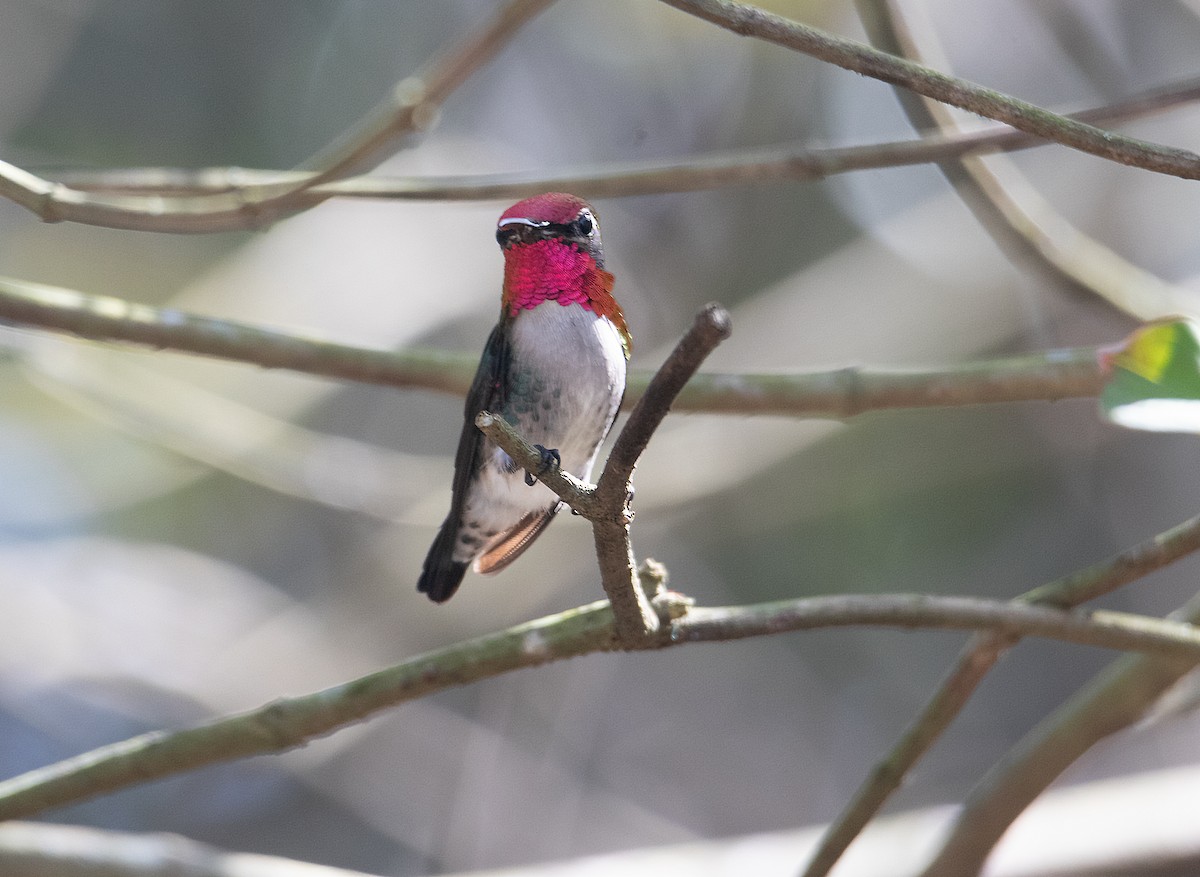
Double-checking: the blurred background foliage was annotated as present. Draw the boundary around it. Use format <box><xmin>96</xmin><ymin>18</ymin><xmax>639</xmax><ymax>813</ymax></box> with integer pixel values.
<box><xmin>3</xmin><ymin>1</ymin><xmax>1200</xmax><ymax>874</ymax></box>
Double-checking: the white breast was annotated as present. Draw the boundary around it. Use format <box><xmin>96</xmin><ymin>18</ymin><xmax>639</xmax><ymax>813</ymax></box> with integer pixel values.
<box><xmin>470</xmin><ymin>301</ymin><xmax>627</xmax><ymax>521</ymax></box>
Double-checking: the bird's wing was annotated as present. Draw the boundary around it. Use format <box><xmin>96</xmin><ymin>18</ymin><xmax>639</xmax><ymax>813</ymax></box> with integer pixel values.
<box><xmin>445</xmin><ymin>316</ymin><xmax>510</xmax><ymax>527</ymax></box>
<box><xmin>474</xmin><ymin>504</ymin><xmax>561</xmax><ymax>575</ymax></box>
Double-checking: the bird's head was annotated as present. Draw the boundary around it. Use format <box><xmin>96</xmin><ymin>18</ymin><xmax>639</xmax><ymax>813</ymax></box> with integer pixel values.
<box><xmin>496</xmin><ymin>192</ymin><xmax>604</xmax><ymax>266</ymax></box>
<box><xmin>497</xmin><ymin>193</ymin><xmax>629</xmax><ymax>356</ymax></box>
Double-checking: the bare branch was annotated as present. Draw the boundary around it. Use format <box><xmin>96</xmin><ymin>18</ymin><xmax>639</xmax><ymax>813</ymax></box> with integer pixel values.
<box><xmin>666</xmin><ymin>350</ymin><xmax>1104</xmax><ymax>417</ymax></box>
<box><xmin>857</xmin><ymin>0</ymin><xmax>1185</xmax><ymax>323</ymax></box>
<box><xmin>919</xmin><ymin>588</ymin><xmax>1200</xmax><ymax>877</ymax></box>
<box><xmin>0</xmin><ymin>600</ymin><xmax>620</xmax><ymax>822</ymax></box>
<box><xmin>1</xmin><ymin>592</ymin><xmax>1198</xmax><ymax>822</ymax></box>
<box><xmin>0</xmin><ymin>275</ymin><xmax>475</xmax><ymax>394</ymax></box>
<box><xmin>601</xmin><ymin>304</ymin><xmax>733</xmax><ymax>495</ymax></box>
<box><xmin>251</xmin><ymin>0</ymin><xmax>556</xmax><ymax>209</ymax></box>
<box><xmin>0</xmin><ymin>274</ymin><xmax>1106</xmax><ymax>416</ymax></box>
<box><xmin>596</xmin><ymin>305</ymin><xmax>731</xmax><ymax>640</ymax></box>
<box><xmin>0</xmin><ymin>1</ymin><xmax>552</xmax><ymax>232</ymax></box>
<box><xmin>0</xmin><ymin>822</ymin><xmax>383</xmax><ymax>877</ymax></box>
<box><xmin>482</xmin><ymin>306</ymin><xmax>733</xmax><ymax>642</ymax></box>
<box><xmin>475</xmin><ymin>412</ymin><xmax>600</xmax><ymax>515</ymax></box>
<box><xmin>801</xmin><ymin>510</ymin><xmax>1200</xmax><ymax>877</ymax></box>
<box><xmin>18</xmin><ymin>73</ymin><xmax>1200</xmax><ymax>231</ymax></box>
<box><xmin>673</xmin><ymin>596</ymin><xmax>1200</xmax><ymax>657</ymax></box>
<box><xmin>658</xmin><ymin>0</ymin><xmax>1200</xmax><ymax>179</ymax></box>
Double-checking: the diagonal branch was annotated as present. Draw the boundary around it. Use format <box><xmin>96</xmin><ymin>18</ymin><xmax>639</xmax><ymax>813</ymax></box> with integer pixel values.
<box><xmin>919</xmin><ymin>588</ymin><xmax>1200</xmax><ymax>877</ymax></box>
<box><xmin>2</xmin><ymin>592</ymin><xmax>1199</xmax><ymax>823</ymax></box>
<box><xmin>857</xmin><ymin>0</ymin><xmax>1186</xmax><ymax>321</ymax></box>
<box><xmin>248</xmin><ymin>0</ymin><xmax>555</xmax><ymax>212</ymax></box>
<box><xmin>27</xmin><ymin>72</ymin><xmax>1200</xmax><ymax>230</ymax></box>
<box><xmin>800</xmin><ymin>510</ymin><xmax>1200</xmax><ymax>877</ymax></box>
<box><xmin>0</xmin><ymin>822</ymin><xmax>384</xmax><ymax>877</ymax></box>
<box><xmin>475</xmin><ymin>412</ymin><xmax>599</xmax><ymax>515</ymax></box>
<box><xmin>657</xmin><ymin>0</ymin><xmax>1200</xmax><ymax>180</ymax></box>
<box><xmin>0</xmin><ymin>1</ymin><xmax>551</xmax><ymax>233</ymax></box>
<box><xmin>600</xmin><ymin>304</ymin><xmax>733</xmax><ymax>498</ymax></box>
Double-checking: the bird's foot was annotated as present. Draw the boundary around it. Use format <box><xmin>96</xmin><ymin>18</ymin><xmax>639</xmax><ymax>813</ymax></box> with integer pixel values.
<box><xmin>525</xmin><ymin>445</ymin><xmax>561</xmax><ymax>486</ymax></box>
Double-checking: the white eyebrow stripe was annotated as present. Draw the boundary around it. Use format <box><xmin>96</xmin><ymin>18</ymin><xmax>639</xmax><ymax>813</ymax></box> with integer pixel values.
<box><xmin>497</xmin><ymin>217</ymin><xmax>551</xmax><ymax>228</ymax></box>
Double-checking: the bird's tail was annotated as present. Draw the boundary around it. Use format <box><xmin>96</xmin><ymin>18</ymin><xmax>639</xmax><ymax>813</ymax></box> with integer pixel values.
<box><xmin>417</xmin><ymin>522</ymin><xmax>469</xmax><ymax>603</ymax></box>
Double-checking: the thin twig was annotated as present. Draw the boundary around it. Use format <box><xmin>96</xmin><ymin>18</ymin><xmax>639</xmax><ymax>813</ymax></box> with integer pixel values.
<box><xmin>800</xmin><ymin>510</ymin><xmax>1200</xmax><ymax>877</ymax></box>
<box><xmin>0</xmin><ymin>822</ymin><xmax>383</xmax><ymax>877</ymax></box>
<box><xmin>19</xmin><ymin>73</ymin><xmax>1200</xmax><ymax>231</ymax></box>
<box><xmin>247</xmin><ymin>0</ymin><xmax>556</xmax><ymax>209</ymax></box>
<box><xmin>658</xmin><ymin>0</ymin><xmax>1200</xmax><ymax>179</ymax></box>
<box><xmin>797</xmin><ymin>8</ymin><xmax>1199</xmax><ymax>872</ymax></box>
<box><xmin>601</xmin><ymin>304</ymin><xmax>733</xmax><ymax>494</ymax></box>
<box><xmin>919</xmin><ymin>589</ymin><xmax>1200</xmax><ymax>877</ymax></box>
<box><xmin>475</xmin><ymin>412</ymin><xmax>600</xmax><ymax>516</ymax></box>
<box><xmin>858</xmin><ymin>0</ymin><xmax>1184</xmax><ymax>322</ymax></box>
<box><xmin>1</xmin><ymin>592</ymin><xmax>1198</xmax><ymax>822</ymax></box>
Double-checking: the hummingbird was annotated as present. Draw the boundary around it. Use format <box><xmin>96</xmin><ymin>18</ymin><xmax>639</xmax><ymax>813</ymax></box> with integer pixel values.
<box><xmin>417</xmin><ymin>193</ymin><xmax>631</xmax><ymax>603</ymax></box>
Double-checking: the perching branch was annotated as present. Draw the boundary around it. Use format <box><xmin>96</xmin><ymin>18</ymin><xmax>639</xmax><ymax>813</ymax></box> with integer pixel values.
<box><xmin>658</xmin><ymin>0</ymin><xmax>1200</xmax><ymax>180</ymax></box>
<box><xmin>475</xmin><ymin>412</ymin><xmax>600</xmax><ymax>515</ymax></box>
<box><xmin>0</xmin><ymin>274</ymin><xmax>1107</xmax><ymax>419</ymax></box>
<box><xmin>800</xmin><ymin>510</ymin><xmax>1200</xmax><ymax>877</ymax></box>
<box><xmin>2</xmin><ymin>592</ymin><xmax>1199</xmax><ymax>823</ymax></box>
<box><xmin>603</xmin><ymin>304</ymin><xmax>733</xmax><ymax>490</ymax></box>
<box><xmin>480</xmin><ymin>305</ymin><xmax>733</xmax><ymax>641</ymax></box>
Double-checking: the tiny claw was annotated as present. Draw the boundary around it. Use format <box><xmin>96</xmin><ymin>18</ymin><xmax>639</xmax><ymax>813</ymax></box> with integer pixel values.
<box><xmin>525</xmin><ymin>444</ymin><xmax>561</xmax><ymax>486</ymax></box>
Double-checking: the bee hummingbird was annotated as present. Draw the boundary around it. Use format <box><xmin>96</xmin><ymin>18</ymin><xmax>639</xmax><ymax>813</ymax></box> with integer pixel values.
<box><xmin>417</xmin><ymin>193</ymin><xmax>631</xmax><ymax>603</ymax></box>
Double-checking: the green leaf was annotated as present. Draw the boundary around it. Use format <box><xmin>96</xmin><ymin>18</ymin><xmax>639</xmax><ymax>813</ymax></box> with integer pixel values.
<box><xmin>1100</xmin><ymin>318</ymin><xmax>1200</xmax><ymax>432</ymax></box>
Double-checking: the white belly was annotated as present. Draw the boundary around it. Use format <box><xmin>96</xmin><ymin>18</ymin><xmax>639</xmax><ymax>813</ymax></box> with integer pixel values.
<box><xmin>466</xmin><ymin>301</ymin><xmax>626</xmax><ymax>530</ymax></box>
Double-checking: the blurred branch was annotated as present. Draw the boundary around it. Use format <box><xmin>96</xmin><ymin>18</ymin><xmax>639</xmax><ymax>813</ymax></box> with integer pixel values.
<box><xmin>0</xmin><ymin>1</ymin><xmax>552</xmax><ymax>232</ymax></box>
<box><xmin>920</xmin><ymin>588</ymin><xmax>1200</xmax><ymax>877</ymax></box>
<box><xmin>800</xmin><ymin>509</ymin><xmax>1200</xmax><ymax>877</ymax></box>
<box><xmin>0</xmin><ymin>275</ymin><xmax>1106</xmax><ymax>418</ymax></box>
<box><xmin>658</xmin><ymin>0</ymin><xmax>1200</xmax><ymax>179</ymax></box>
<box><xmin>480</xmin><ymin>305</ymin><xmax>733</xmax><ymax>641</ymax></box>
<box><xmin>857</xmin><ymin>0</ymin><xmax>1184</xmax><ymax>322</ymax></box>
<box><xmin>3</xmin><ymin>592</ymin><xmax>1200</xmax><ymax>821</ymax></box>
<box><xmin>284</xmin><ymin>0</ymin><xmax>554</xmax><ymax>187</ymax></box>
<box><xmin>23</xmin><ymin>358</ymin><xmax>439</xmax><ymax>521</ymax></box>
<box><xmin>0</xmin><ymin>821</ymin><xmax>382</xmax><ymax>877</ymax></box>
<box><xmin>668</xmin><ymin>352</ymin><xmax>1104</xmax><ymax>416</ymax></box>
<box><xmin>0</xmin><ymin>275</ymin><xmax>475</xmax><ymax>394</ymax></box>
<box><xmin>18</xmin><ymin>73</ymin><xmax>1200</xmax><ymax>233</ymax></box>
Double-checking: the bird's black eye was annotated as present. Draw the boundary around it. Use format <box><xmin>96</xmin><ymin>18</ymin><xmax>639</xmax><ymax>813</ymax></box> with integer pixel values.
<box><xmin>496</xmin><ymin>226</ymin><xmax>518</xmax><ymax>248</ymax></box>
<box><xmin>574</xmin><ymin>210</ymin><xmax>595</xmax><ymax>237</ymax></box>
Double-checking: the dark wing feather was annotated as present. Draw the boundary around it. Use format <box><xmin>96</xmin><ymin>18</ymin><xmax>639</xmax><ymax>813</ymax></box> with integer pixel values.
<box><xmin>417</xmin><ymin>316</ymin><xmax>510</xmax><ymax>602</ymax></box>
